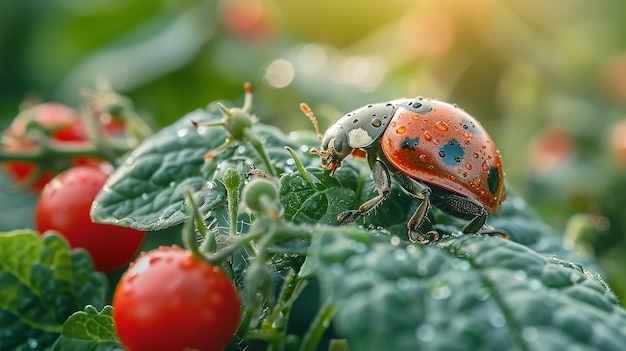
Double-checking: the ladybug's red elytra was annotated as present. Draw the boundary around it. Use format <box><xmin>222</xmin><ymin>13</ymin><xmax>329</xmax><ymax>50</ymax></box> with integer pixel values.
<box><xmin>302</xmin><ymin>98</ymin><xmax>507</xmax><ymax>243</ymax></box>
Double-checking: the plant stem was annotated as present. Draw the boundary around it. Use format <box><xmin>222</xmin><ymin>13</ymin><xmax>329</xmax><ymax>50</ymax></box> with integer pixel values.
<box><xmin>299</xmin><ymin>298</ymin><xmax>339</xmax><ymax>351</ymax></box>
<box><xmin>244</xmin><ymin>128</ymin><xmax>276</xmax><ymax>177</ymax></box>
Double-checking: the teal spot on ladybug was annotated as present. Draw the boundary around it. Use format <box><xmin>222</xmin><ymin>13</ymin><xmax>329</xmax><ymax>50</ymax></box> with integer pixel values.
<box><xmin>438</xmin><ymin>139</ymin><xmax>464</xmax><ymax>165</ymax></box>
<box><xmin>400</xmin><ymin>137</ymin><xmax>420</xmax><ymax>150</ymax></box>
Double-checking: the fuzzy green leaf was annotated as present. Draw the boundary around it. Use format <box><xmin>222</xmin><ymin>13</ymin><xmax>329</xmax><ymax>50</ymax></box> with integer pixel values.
<box><xmin>0</xmin><ymin>231</ymin><xmax>107</xmax><ymax>351</ymax></box>
<box><xmin>51</xmin><ymin>305</ymin><xmax>121</xmax><ymax>351</ymax></box>
<box><xmin>309</xmin><ymin>229</ymin><xmax>626</xmax><ymax>351</ymax></box>
<box><xmin>91</xmin><ymin>103</ymin><xmax>314</xmax><ymax>232</ymax></box>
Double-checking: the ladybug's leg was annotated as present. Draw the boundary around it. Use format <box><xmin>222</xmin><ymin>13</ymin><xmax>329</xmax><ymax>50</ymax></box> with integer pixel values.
<box><xmin>337</xmin><ymin>160</ymin><xmax>391</xmax><ymax>225</ymax></box>
<box><xmin>393</xmin><ymin>173</ymin><xmax>438</xmax><ymax>243</ymax></box>
<box><xmin>431</xmin><ymin>192</ymin><xmax>487</xmax><ymax>234</ymax></box>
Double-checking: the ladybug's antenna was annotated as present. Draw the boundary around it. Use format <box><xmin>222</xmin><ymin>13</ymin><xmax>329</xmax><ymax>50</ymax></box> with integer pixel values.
<box><xmin>300</xmin><ymin>103</ymin><xmax>323</xmax><ymax>140</ymax></box>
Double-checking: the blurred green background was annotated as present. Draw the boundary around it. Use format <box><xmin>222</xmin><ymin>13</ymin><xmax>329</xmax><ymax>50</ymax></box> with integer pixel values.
<box><xmin>2</xmin><ymin>0</ymin><xmax>626</xmax><ymax>300</ymax></box>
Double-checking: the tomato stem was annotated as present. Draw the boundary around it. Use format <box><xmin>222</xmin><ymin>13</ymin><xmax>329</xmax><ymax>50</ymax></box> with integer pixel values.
<box><xmin>298</xmin><ymin>298</ymin><xmax>339</xmax><ymax>351</ymax></box>
<box><xmin>244</xmin><ymin>128</ymin><xmax>276</xmax><ymax>177</ymax></box>
<box><xmin>222</xmin><ymin>167</ymin><xmax>243</xmax><ymax>237</ymax></box>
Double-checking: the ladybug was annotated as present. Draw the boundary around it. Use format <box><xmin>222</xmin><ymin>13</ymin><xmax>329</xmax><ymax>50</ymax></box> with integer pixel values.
<box><xmin>301</xmin><ymin>98</ymin><xmax>507</xmax><ymax>243</ymax></box>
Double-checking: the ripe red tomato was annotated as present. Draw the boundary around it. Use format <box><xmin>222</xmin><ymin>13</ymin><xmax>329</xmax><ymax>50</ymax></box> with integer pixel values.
<box><xmin>35</xmin><ymin>165</ymin><xmax>146</xmax><ymax>272</ymax></box>
<box><xmin>113</xmin><ymin>246</ymin><xmax>241</xmax><ymax>351</ymax></box>
<box><xmin>2</xmin><ymin>102</ymin><xmax>124</xmax><ymax>191</ymax></box>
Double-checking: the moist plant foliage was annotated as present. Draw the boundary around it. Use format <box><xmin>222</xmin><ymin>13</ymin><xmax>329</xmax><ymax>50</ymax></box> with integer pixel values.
<box><xmin>2</xmin><ymin>94</ymin><xmax>626</xmax><ymax>351</ymax></box>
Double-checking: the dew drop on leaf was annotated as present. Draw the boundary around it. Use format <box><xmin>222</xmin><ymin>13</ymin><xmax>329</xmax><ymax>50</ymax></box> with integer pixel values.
<box><xmin>490</xmin><ymin>313</ymin><xmax>506</xmax><ymax>328</ymax></box>
<box><xmin>415</xmin><ymin>324</ymin><xmax>435</xmax><ymax>342</ymax></box>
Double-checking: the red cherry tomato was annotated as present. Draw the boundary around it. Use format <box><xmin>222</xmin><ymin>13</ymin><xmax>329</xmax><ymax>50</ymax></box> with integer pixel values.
<box><xmin>2</xmin><ymin>102</ymin><xmax>125</xmax><ymax>191</ymax></box>
<box><xmin>113</xmin><ymin>246</ymin><xmax>241</xmax><ymax>351</ymax></box>
<box><xmin>35</xmin><ymin>165</ymin><xmax>146</xmax><ymax>272</ymax></box>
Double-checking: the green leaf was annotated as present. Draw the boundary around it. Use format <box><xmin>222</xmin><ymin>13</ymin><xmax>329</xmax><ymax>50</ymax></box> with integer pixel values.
<box><xmin>91</xmin><ymin>102</ymin><xmax>315</xmax><ymax>232</ymax></box>
<box><xmin>309</xmin><ymin>229</ymin><xmax>626</xmax><ymax>351</ymax></box>
<box><xmin>91</xmin><ymin>108</ymin><xmax>224</xmax><ymax>231</ymax></box>
<box><xmin>51</xmin><ymin>305</ymin><xmax>122</xmax><ymax>351</ymax></box>
<box><xmin>0</xmin><ymin>231</ymin><xmax>107</xmax><ymax>351</ymax></box>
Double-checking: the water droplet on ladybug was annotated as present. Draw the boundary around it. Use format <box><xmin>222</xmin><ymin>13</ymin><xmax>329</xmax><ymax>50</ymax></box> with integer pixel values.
<box><xmin>463</xmin><ymin>132</ymin><xmax>472</xmax><ymax>139</ymax></box>
<box><xmin>424</xmin><ymin>131</ymin><xmax>433</xmax><ymax>141</ymax></box>
<box><xmin>396</xmin><ymin>126</ymin><xmax>406</xmax><ymax>134</ymax></box>
<box><xmin>439</xmin><ymin>150</ymin><xmax>446</xmax><ymax>158</ymax></box>
<box><xmin>412</xmin><ymin>102</ymin><xmax>422</xmax><ymax>108</ymax></box>
<box><xmin>482</xmin><ymin>160</ymin><xmax>489</xmax><ymax>172</ymax></box>
<box><xmin>435</xmin><ymin>121</ymin><xmax>449</xmax><ymax>132</ymax></box>
<box><xmin>419</xmin><ymin>154</ymin><xmax>427</xmax><ymax>162</ymax></box>
<box><xmin>372</xmin><ymin>118</ymin><xmax>382</xmax><ymax>127</ymax></box>
<box><xmin>472</xmin><ymin>179</ymin><xmax>480</xmax><ymax>188</ymax></box>
<box><xmin>465</xmin><ymin>162</ymin><xmax>473</xmax><ymax>170</ymax></box>
<box><xmin>473</xmin><ymin>152</ymin><xmax>479</xmax><ymax>158</ymax></box>
<box><xmin>454</xmin><ymin>155</ymin><xmax>462</xmax><ymax>162</ymax></box>
<box><xmin>391</xmin><ymin>122</ymin><xmax>397</xmax><ymax>127</ymax></box>
<box><xmin>463</xmin><ymin>172</ymin><xmax>468</xmax><ymax>177</ymax></box>
<box><xmin>412</xmin><ymin>114</ymin><xmax>420</xmax><ymax>120</ymax></box>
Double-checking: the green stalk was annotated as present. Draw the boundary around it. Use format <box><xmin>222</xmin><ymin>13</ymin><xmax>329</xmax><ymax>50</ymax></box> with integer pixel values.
<box><xmin>244</xmin><ymin>128</ymin><xmax>276</xmax><ymax>177</ymax></box>
<box><xmin>299</xmin><ymin>298</ymin><xmax>339</xmax><ymax>351</ymax></box>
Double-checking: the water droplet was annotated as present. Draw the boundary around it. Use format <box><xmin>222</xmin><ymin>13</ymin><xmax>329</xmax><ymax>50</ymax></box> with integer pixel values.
<box><xmin>371</xmin><ymin>118</ymin><xmax>382</xmax><ymax>127</ymax></box>
<box><xmin>26</xmin><ymin>338</ymin><xmax>38</xmax><ymax>349</ymax></box>
<box><xmin>463</xmin><ymin>131</ymin><xmax>472</xmax><ymax>139</ymax></box>
<box><xmin>419</xmin><ymin>154</ymin><xmax>427</xmax><ymax>162</ymax></box>
<box><xmin>430</xmin><ymin>283</ymin><xmax>452</xmax><ymax>300</ymax></box>
<box><xmin>412</xmin><ymin>101</ymin><xmax>423</xmax><ymax>109</ymax></box>
<box><xmin>474</xmin><ymin>287</ymin><xmax>491</xmax><ymax>301</ymax></box>
<box><xmin>394</xmin><ymin>249</ymin><xmax>408</xmax><ymax>262</ymax></box>
<box><xmin>513</xmin><ymin>270</ymin><xmax>527</xmax><ymax>281</ymax></box>
<box><xmin>390</xmin><ymin>236</ymin><xmax>401</xmax><ymax>246</ymax></box>
<box><xmin>169</xmin><ymin>181</ymin><xmax>176</xmax><ymax>188</ymax></box>
<box><xmin>416</xmin><ymin>324</ymin><xmax>435</xmax><ymax>342</ymax></box>
<box><xmin>439</xmin><ymin>150</ymin><xmax>446</xmax><ymax>158</ymax></box>
<box><xmin>435</xmin><ymin>121</ymin><xmax>449</xmax><ymax>132</ymax></box>
<box><xmin>472</xmin><ymin>179</ymin><xmax>480</xmax><ymax>188</ymax></box>
<box><xmin>423</xmin><ymin>131</ymin><xmax>433</xmax><ymax>141</ymax></box>
<box><xmin>522</xmin><ymin>327</ymin><xmax>539</xmax><ymax>342</ymax></box>
<box><xmin>482</xmin><ymin>160</ymin><xmax>489</xmax><ymax>172</ymax></box>
<box><xmin>473</xmin><ymin>152</ymin><xmax>479</xmax><ymax>158</ymax></box>
<box><xmin>490</xmin><ymin>313</ymin><xmax>506</xmax><ymax>328</ymax></box>
<box><xmin>176</xmin><ymin>128</ymin><xmax>189</xmax><ymax>137</ymax></box>
<box><xmin>528</xmin><ymin>279</ymin><xmax>542</xmax><ymax>290</ymax></box>
<box><xmin>412</xmin><ymin>114</ymin><xmax>420</xmax><ymax>120</ymax></box>
<box><xmin>141</xmin><ymin>193</ymin><xmax>149</xmax><ymax>200</ymax></box>
<box><xmin>125</xmin><ymin>157</ymin><xmax>135</xmax><ymax>165</ymax></box>
<box><xmin>391</xmin><ymin>122</ymin><xmax>397</xmax><ymax>127</ymax></box>
<box><xmin>453</xmin><ymin>155</ymin><xmax>462</xmax><ymax>162</ymax></box>
<box><xmin>396</xmin><ymin>126</ymin><xmax>407</xmax><ymax>134</ymax></box>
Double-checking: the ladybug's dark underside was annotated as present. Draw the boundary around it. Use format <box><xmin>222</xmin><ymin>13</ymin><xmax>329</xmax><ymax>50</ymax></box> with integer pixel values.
<box><xmin>313</xmin><ymin>98</ymin><xmax>507</xmax><ymax>243</ymax></box>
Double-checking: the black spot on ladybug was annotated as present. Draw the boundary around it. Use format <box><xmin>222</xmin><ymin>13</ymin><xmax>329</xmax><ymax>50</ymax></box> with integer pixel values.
<box><xmin>438</xmin><ymin>138</ymin><xmax>464</xmax><ymax>165</ymax></box>
<box><xmin>461</xmin><ymin>117</ymin><xmax>482</xmax><ymax>134</ymax></box>
<box><xmin>400</xmin><ymin>137</ymin><xmax>420</xmax><ymax>150</ymax></box>
<box><xmin>352</xmin><ymin>119</ymin><xmax>359</xmax><ymax>123</ymax></box>
<box><xmin>401</xmin><ymin>99</ymin><xmax>433</xmax><ymax>114</ymax></box>
<box><xmin>488</xmin><ymin>166</ymin><xmax>500</xmax><ymax>194</ymax></box>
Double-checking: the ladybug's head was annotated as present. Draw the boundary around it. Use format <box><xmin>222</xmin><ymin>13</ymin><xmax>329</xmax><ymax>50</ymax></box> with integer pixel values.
<box><xmin>303</xmin><ymin>101</ymin><xmax>398</xmax><ymax>176</ymax></box>
<box><xmin>311</xmin><ymin>123</ymin><xmax>353</xmax><ymax>176</ymax></box>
